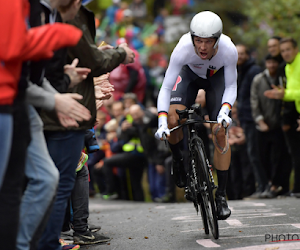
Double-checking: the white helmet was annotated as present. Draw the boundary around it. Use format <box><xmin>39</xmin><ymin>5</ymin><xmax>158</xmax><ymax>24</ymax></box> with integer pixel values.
<box><xmin>190</xmin><ymin>11</ymin><xmax>223</xmax><ymax>49</ymax></box>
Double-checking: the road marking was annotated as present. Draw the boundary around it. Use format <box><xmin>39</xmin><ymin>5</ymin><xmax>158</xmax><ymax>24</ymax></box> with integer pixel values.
<box><xmin>292</xmin><ymin>224</ymin><xmax>300</xmax><ymax>229</ymax></box>
<box><xmin>226</xmin><ymin>219</ymin><xmax>243</xmax><ymax>226</ymax></box>
<box><xmin>180</xmin><ymin>223</ymin><xmax>296</xmax><ymax>233</ymax></box>
<box><xmin>230</xmin><ymin>213</ymin><xmax>286</xmax><ymax>219</ymax></box>
<box><xmin>175</xmin><ymin>213</ymin><xmax>286</xmax><ymax>223</ymax></box>
<box><xmin>226</xmin><ymin>241</ymin><xmax>300</xmax><ymax>250</ymax></box>
<box><xmin>196</xmin><ymin>239</ymin><xmax>220</xmax><ymax>248</ymax></box>
<box><xmin>253</xmin><ymin>203</ymin><xmax>266</xmax><ymax>206</ymax></box>
<box><xmin>231</xmin><ymin>209</ymin><xmax>279</xmax><ymax>214</ymax></box>
<box><xmin>229</xmin><ymin>202</ymin><xmax>266</xmax><ymax>207</ymax></box>
<box><xmin>222</xmin><ymin>234</ymin><xmax>265</xmax><ymax>239</ymax></box>
<box><xmin>155</xmin><ymin>206</ymin><xmax>166</xmax><ymax>209</ymax></box>
<box><xmin>172</xmin><ymin>215</ymin><xmax>199</xmax><ymax>221</ymax></box>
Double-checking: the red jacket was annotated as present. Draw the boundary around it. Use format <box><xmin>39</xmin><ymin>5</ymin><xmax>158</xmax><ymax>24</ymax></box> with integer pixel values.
<box><xmin>109</xmin><ymin>51</ymin><xmax>146</xmax><ymax>102</ymax></box>
<box><xmin>0</xmin><ymin>0</ymin><xmax>83</xmax><ymax>106</ymax></box>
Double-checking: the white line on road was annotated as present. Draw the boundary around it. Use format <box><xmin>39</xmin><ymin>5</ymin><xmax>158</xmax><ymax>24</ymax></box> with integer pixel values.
<box><xmin>196</xmin><ymin>239</ymin><xmax>220</xmax><ymax>248</ymax></box>
<box><xmin>230</xmin><ymin>213</ymin><xmax>286</xmax><ymax>219</ymax></box>
<box><xmin>171</xmin><ymin>215</ymin><xmax>199</xmax><ymax>220</ymax></box>
<box><xmin>228</xmin><ymin>202</ymin><xmax>266</xmax><ymax>207</ymax></box>
<box><xmin>230</xmin><ymin>209</ymin><xmax>279</xmax><ymax>214</ymax></box>
<box><xmin>154</xmin><ymin>206</ymin><xmax>166</xmax><ymax>209</ymax></box>
<box><xmin>176</xmin><ymin>213</ymin><xmax>286</xmax><ymax>223</ymax></box>
<box><xmin>225</xmin><ymin>219</ymin><xmax>243</xmax><ymax>226</ymax></box>
<box><xmin>226</xmin><ymin>241</ymin><xmax>300</xmax><ymax>250</ymax></box>
<box><xmin>253</xmin><ymin>203</ymin><xmax>266</xmax><ymax>206</ymax></box>
<box><xmin>222</xmin><ymin>234</ymin><xmax>265</xmax><ymax>239</ymax></box>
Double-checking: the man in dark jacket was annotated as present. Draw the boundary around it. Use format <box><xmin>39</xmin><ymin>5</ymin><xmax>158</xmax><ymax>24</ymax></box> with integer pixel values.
<box><xmin>236</xmin><ymin>44</ymin><xmax>268</xmax><ymax>198</ymax></box>
<box><xmin>37</xmin><ymin>2</ymin><xmax>136</xmax><ymax>249</ymax></box>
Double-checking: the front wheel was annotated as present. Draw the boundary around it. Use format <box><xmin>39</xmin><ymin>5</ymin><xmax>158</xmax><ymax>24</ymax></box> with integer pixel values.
<box><xmin>198</xmin><ymin>195</ymin><xmax>209</xmax><ymax>234</ymax></box>
<box><xmin>192</xmin><ymin>138</ymin><xmax>219</xmax><ymax>239</ymax></box>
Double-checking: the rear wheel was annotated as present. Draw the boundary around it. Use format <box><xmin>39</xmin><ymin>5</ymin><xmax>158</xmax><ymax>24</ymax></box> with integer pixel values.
<box><xmin>192</xmin><ymin>137</ymin><xmax>219</xmax><ymax>239</ymax></box>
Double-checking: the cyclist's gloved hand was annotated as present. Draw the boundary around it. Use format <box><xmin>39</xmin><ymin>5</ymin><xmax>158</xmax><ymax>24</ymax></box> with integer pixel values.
<box><xmin>217</xmin><ymin>112</ymin><xmax>232</xmax><ymax>127</ymax></box>
<box><xmin>155</xmin><ymin>124</ymin><xmax>170</xmax><ymax>140</ymax></box>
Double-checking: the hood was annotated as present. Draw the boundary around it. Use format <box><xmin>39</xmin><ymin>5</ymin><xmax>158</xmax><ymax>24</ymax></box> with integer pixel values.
<box><xmin>40</xmin><ymin>0</ymin><xmax>52</xmax><ymax>11</ymax></box>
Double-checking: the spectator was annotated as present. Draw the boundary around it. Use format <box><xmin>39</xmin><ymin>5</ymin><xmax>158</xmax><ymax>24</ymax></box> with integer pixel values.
<box><xmin>154</xmin><ymin>8</ymin><xmax>169</xmax><ymax>37</ymax></box>
<box><xmin>97</xmin><ymin>102</ymin><xmax>147</xmax><ymax>201</ymax></box>
<box><xmin>129</xmin><ymin>104</ymin><xmax>170</xmax><ymax>201</ymax></box>
<box><xmin>268</xmin><ymin>36</ymin><xmax>282</xmax><ymax>59</ymax></box>
<box><xmin>250</xmin><ymin>54</ymin><xmax>291</xmax><ymax>198</ymax></box>
<box><xmin>123</xmin><ymin>92</ymin><xmax>139</xmax><ymax>111</ymax></box>
<box><xmin>129</xmin><ymin>0</ymin><xmax>147</xmax><ymax>27</ymax></box>
<box><xmin>106</xmin><ymin>0</ymin><xmax>120</xmax><ymax>25</ymax></box>
<box><xmin>37</xmin><ymin>1</ymin><xmax>134</xmax><ymax>249</ymax></box>
<box><xmin>153</xmin><ymin>0</ymin><xmax>166</xmax><ymax>17</ymax></box>
<box><xmin>171</xmin><ymin>0</ymin><xmax>190</xmax><ymax>15</ymax></box>
<box><xmin>264</xmin><ymin>37</ymin><xmax>300</xmax><ymax>197</ymax></box>
<box><xmin>109</xmin><ymin>38</ymin><xmax>146</xmax><ymax>103</ymax></box>
<box><xmin>115</xmin><ymin>1</ymin><xmax>129</xmax><ymax>23</ymax></box>
<box><xmin>145</xmin><ymin>44</ymin><xmax>168</xmax><ymax>106</ymax></box>
<box><xmin>267</xmin><ymin>36</ymin><xmax>293</xmax><ymax>196</ymax></box>
<box><xmin>88</xmin><ymin>110</ymin><xmax>108</xmax><ymax>196</ymax></box>
<box><xmin>227</xmin><ymin>103</ymin><xmax>255</xmax><ymax>200</ymax></box>
<box><xmin>236</xmin><ymin>44</ymin><xmax>268</xmax><ymax>198</ymax></box>
<box><xmin>0</xmin><ymin>0</ymin><xmax>85</xmax><ymax>248</ymax></box>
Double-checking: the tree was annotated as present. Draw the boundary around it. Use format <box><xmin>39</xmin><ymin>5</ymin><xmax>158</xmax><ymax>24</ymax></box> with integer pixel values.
<box><xmin>197</xmin><ymin>0</ymin><xmax>300</xmax><ymax>60</ymax></box>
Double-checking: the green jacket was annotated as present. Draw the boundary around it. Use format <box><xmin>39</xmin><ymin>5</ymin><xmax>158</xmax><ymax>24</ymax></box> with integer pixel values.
<box><xmin>42</xmin><ymin>6</ymin><xmax>126</xmax><ymax>131</ymax></box>
<box><xmin>284</xmin><ymin>52</ymin><xmax>300</xmax><ymax>114</ymax></box>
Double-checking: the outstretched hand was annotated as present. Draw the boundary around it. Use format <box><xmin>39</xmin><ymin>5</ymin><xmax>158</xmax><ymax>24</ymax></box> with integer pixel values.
<box><xmin>264</xmin><ymin>84</ymin><xmax>285</xmax><ymax>99</ymax></box>
<box><xmin>119</xmin><ymin>43</ymin><xmax>135</xmax><ymax>64</ymax></box>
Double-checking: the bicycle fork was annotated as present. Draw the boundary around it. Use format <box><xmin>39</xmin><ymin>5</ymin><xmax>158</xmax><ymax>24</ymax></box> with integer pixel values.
<box><xmin>206</xmin><ymin>159</ymin><xmax>218</xmax><ymax>190</ymax></box>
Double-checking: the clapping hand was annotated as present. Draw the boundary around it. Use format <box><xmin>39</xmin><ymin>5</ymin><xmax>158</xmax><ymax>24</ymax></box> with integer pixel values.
<box><xmin>64</xmin><ymin>58</ymin><xmax>91</xmax><ymax>88</ymax></box>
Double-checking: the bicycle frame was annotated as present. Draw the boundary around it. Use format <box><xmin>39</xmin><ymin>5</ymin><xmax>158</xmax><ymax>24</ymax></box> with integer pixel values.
<box><xmin>168</xmin><ymin>105</ymin><xmax>218</xmax><ymax>194</ymax></box>
<box><xmin>163</xmin><ymin>104</ymin><xmax>225</xmax><ymax>239</ymax></box>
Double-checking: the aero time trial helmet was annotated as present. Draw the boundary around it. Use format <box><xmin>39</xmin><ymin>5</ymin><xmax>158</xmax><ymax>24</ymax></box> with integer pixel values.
<box><xmin>190</xmin><ymin>11</ymin><xmax>223</xmax><ymax>49</ymax></box>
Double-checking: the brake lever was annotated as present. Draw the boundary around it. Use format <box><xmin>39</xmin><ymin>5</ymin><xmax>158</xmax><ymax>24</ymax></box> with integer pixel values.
<box><xmin>162</xmin><ymin>133</ymin><xmax>168</xmax><ymax>147</ymax></box>
<box><xmin>222</xmin><ymin>120</ymin><xmax>228</xmax><ymax>134</ymax></box>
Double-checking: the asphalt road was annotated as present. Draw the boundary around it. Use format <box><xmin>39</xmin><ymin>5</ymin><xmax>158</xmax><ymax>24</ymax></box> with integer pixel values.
<box><xmin>81</xmin><ymin>196</ymin><xmax>300</xmax><ymax>250</ymax></box>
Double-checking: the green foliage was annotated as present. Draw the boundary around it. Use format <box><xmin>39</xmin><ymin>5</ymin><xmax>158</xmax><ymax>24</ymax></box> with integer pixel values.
<box><xmin>197</xmin><ymin>0</ymin><xmax>300</xmax><ymax>60</ymax></box>
<box><xmin>232</xmin><ymin>0</ymin><xmax>300</xmax><ymax>59</ymax></box>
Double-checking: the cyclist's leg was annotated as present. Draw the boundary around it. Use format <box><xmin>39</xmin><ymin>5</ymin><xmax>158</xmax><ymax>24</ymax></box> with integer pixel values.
<box><xmin>168</xmin><ymin>65</ymin><xmax>201</xmax><ymax>187</ymax></box>
<box><xmin>206</xmin><ymin>67</ymin><xmax>231</xmax><ymax>219</ymax></box>
<box><xmin>168</xmin><ymin>104</ymin><xmax>186</xmax><ymax>145</ymax></box>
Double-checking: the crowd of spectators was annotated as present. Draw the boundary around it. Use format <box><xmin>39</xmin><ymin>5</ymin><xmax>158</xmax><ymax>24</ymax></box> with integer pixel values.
<box><xmin>226</xmin><ymin>37</ymin><xmax>300</xmax><ymax>200</ymax></box>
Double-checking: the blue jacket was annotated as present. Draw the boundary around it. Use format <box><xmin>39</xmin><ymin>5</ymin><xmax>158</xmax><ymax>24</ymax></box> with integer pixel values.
<box><xmin>237</xmin><ymin>58</ymin><xmax>262</xmax><ymax>125</ymax></box>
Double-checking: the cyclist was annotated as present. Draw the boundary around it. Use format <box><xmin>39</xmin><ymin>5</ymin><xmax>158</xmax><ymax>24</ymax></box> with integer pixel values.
<box><xmin>155</xmin><ymin>11</ymin><xmax>237</xmax><ymax>220</ymax></box>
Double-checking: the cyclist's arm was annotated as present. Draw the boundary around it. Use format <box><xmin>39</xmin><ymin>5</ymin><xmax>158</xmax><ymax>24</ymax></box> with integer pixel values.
<box><xmin>157</xmin><ymin>46</ymin><xmax>185</xmax><ymax>127</ymax></box>
<box><xmin>219</xmin><ymin>46</ymin><xmax>238</xmax><ymax>115</ymax></box>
